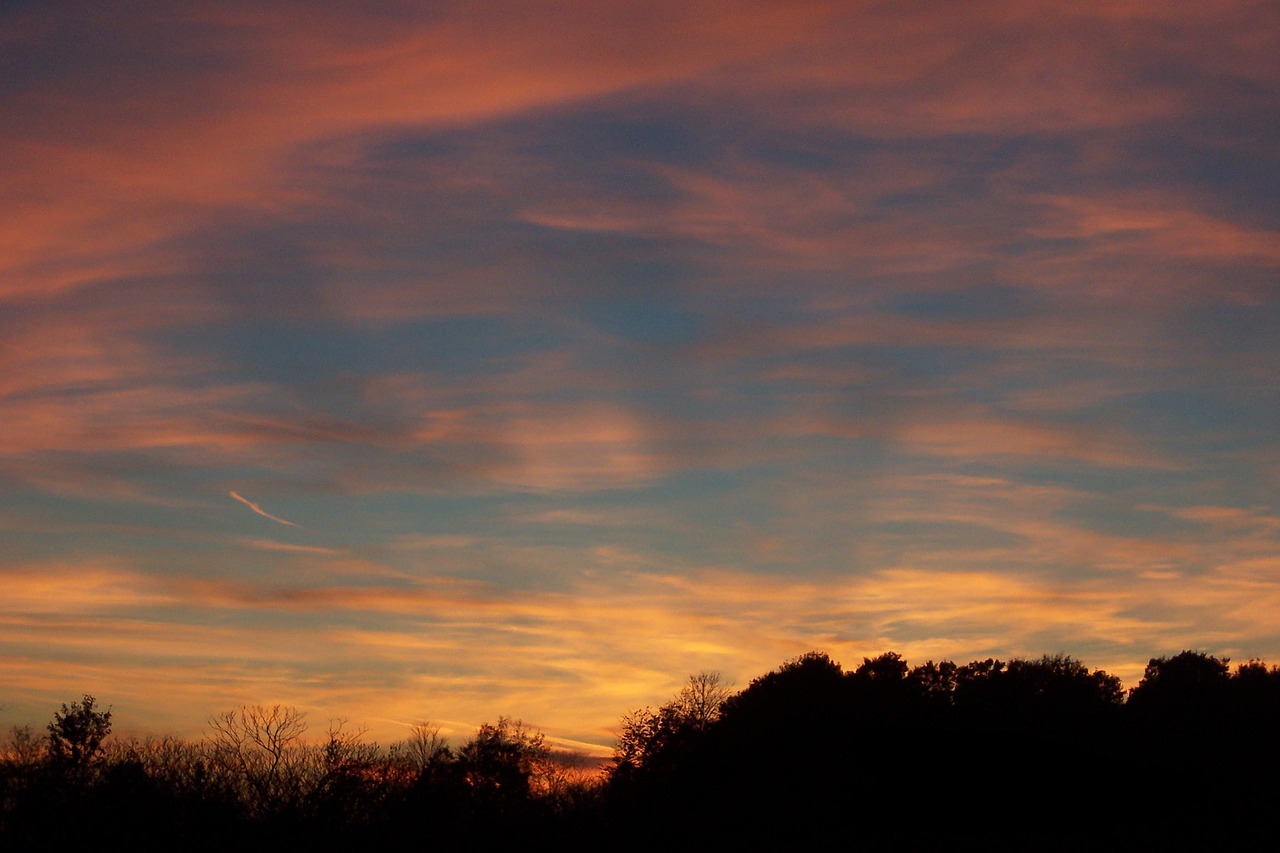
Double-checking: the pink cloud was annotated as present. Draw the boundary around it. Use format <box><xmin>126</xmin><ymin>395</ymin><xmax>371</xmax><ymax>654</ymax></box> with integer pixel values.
<box><xmin>6</xmin><ymin>0</ymin><xmax>1266</xmax><ymax>307</ymax></box>
<box><xmin>228</xmin><ymin>491</ymin><xmax>299</xmax><ymax>527</ymax></box>
<box><xmin>0</xmin><ymin>1</ymin><xmax>834</xmax><ymax>304</ymax></box>
<box><xmin>1031</xmin><ymin>191</ymin><xmax>1280</xmax><ymax>270</ymax></box>
<box><xmin>2</xmin><ymin>0</ymin><xmax>1277</xmax><ymax>751</ymax></box>
<box><xmin>886</xmin><ymin>408</ymin><xmax>1170</xmax><ymax>468</ymax></box>
<box><xmin>401</xmin><ymin>400</ymin><xmax>673</xmax><ymax>491</ymax></box>
<box><xmin>0</xmin><ymin>382</ymin><xmax>268</xmax><ymax>456</ymax></box>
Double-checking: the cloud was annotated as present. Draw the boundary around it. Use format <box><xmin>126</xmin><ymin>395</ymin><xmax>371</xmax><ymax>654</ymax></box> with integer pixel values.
<box><xmin>229</xmin><ymin>491</ymin><xmax>299</xmax><ymax>527</ymax></box>
<box><xmin>0</xmin><ymin>563</ymin><xmax>181</xmax><ymax>614</ymax></box>
<box><xmin>886</xmin><ymin>408</ymin><xmax>1171</xmax><ymax>469</ymax></box>
<box><xmin>6</xmin><ymin>0</ymin><xmax>1268</xmax><ymax>313</ymax></box>
<box><xmin>5</xmin><ymin>522</ymin><xmax>1280</xmax><ymax>747</ymax></box>
<box><xmin>236</xmin><ymin>538</ymin><xmax>339</xmax><ymax>555</ymax></box>
<box><xmin>2</xmin><ymin>0</ymin><xmax>1278</xmax><ymax>752</ymax></box>
<box><xmin>0</xmin><ymin>0</ymin><xmax>829</xmax><ymax>305</ymax></box>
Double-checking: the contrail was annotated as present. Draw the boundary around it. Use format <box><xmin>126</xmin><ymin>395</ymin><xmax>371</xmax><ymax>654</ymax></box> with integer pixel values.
<box><xmin>229</xmin><ymin>491</ymin><xmax>298</xmax><ymax>527</ymax></box>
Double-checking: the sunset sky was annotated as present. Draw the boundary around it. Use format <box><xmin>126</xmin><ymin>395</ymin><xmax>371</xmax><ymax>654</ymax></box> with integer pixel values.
<box><xmin>3</xmin><ymin>1</ymin><xmax>1279</xmax><ymax>755</ymax></box>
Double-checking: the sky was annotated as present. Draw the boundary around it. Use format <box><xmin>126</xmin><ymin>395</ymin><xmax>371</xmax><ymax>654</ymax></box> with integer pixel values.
<box><xmin>2</xmin><ymin>0</ymin><xmax>1279</xmax><ymax>755</ymax></box>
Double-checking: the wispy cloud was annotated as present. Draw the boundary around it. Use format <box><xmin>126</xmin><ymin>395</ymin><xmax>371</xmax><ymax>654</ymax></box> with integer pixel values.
<box><xmin>1</xmin><ymin>0</ymin><xmax>1277</xmax><ymax>752</ymax></box>
<box><xmin>236</xmin><ymin>537</ymin><xmax>339</xmax><ymax>555</ymax></box>
<box><xmin>7</xmin><ymin>550</ymin><xmax>1280</xmax><ymax>746</ymax></box>
<box><xmin>228</xmin><ymin>491</ymin><xmax>298</xmax><ymax>527</ymax></box>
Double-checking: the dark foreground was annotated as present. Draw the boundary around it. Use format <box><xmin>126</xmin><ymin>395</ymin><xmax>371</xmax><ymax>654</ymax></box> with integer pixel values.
<box><xmin>4</xmin><ymin>650</ymin><xmax>1278</xmax><ymax>849</ymax></box>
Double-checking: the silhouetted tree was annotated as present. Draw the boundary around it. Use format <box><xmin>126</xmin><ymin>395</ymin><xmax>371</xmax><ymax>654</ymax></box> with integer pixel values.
<box><xmin>612</xmin><ymin>672</ymin><xmax>730</xmax><ymax>782</ymax></box>
<box><xmin>47</xmin><ymin>694</ymin><xmax>111</xmax><ymax>774</ymax></box>
<box><xmin>391</xmin><ymin>721</ymin><xmax>451</xmax><ymax>774</ymax></box>
<box><xmin>101</xmin><ymin>735</ymin><xmax>243</xmax><ymax>844</ymax></box>
<box><xmin>304</xmin><ymin>719</ymin><xmax>388</xmax><ymax>833</ymax></box>
<box><xmin>457</xmin><ymin>717</ymin><xmax>549</xmax><ymax>812</ymax></box>
<box><xmin>4</xmin><ymin>724</ymin><xmax>44</xmax><ymax>768</ymax></box>
<box><xmin>699</xmin><ymin>653</ymin><xmax>859</xmax><ymax>844</ymax></box>
<box><xmin>1127</xmin><ymin>650</ymin><xmax>1231</xmax><ymax>715</ymax></box>
<box><xmin>1120</xmin><ymin>651</ymin><xmax>1267</xmax><ymax>844</ymax></box>
<box><xmin>851</xmin><ymin>651</ymin><xmax>915</xmax><ymax>720</ymax></box>
<box><xmin>718</xmin><ymin>651</ymin><xmax>847</xmax><ymax>731</ymax></box>
<box><xmin>1229</xmin><ymin>658</ymin><xmax>1280</xmax><ymax>724</ymax></box>
<box><xmin>1002</xmin><ymin>653</ymin><xmax>1124</xmax><ymax>723</ymax></box>
<box><xmin>904</xmin><ymin>658</ymin><xmax>959</xmax><ymax>714</ymax></box>
<box><xmin>205</xmin><ymin>704</ymin><xmax>309</xmax><ymax>817</ymax></box>
<box><xmin>14</xmin><ymin>648</ymin><xmax>1280</xmax><ymax>847</ymax></box>
<box><xmin>671</xmin><ymin>672</ymin><xmax>732</xmax><ymax>731</ymax></box>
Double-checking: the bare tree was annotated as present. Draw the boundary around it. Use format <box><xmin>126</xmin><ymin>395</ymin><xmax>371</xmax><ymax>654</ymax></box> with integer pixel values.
<box><xmin>319</xmin><ymin>718</ymin><xmax>378</xmax><ymax>774</ymax></box>
<box><xmin>672</xmin><ymin>672</ymin><xmax>732</xmax><ymax>731</ymax></box>
<box><xmin>535</xmin><ymin>746</ymin><xmax>602</xmax><ymax>807</ymax></box>
<box><xmin>3</xmin><ymin>724</ymin><xmax>44</xmax><ymax>768</ymax></box>
<box><xmin>613</xmin><ymin>672</ymin><xmax>732</xmax><ymax>776</ymax></box>
<box><xmin>391</xmin><ymin>720</ymin><xmax>451</xmax><ymax>773</ymax></box>
<box><xmin>304</xmin><ymin>718</ymin><xmax>391</xmax><ymax>825</ymax></box>
<box><xmin>107</xmin><ymin>734</ymin><xmax>216</xmax><ymax>799</ymax></box>
<box><xmin>205</xmin><ymin>704</ymin><xmax>309</xmax><ymax>815</ymax></box>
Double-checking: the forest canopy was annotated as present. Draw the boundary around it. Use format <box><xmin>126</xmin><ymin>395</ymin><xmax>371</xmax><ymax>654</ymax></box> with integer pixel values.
<box><xmin>4</xmin><ymin>649</ymin><xmax>1279</xmax><ymax>847</ymax></box>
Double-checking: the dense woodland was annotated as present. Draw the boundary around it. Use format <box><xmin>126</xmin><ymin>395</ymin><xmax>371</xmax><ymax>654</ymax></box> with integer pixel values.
<box><xmin>4</xmin><ymin>649</ymin><xmax>1280</xmax><ymax>848</ymax></box>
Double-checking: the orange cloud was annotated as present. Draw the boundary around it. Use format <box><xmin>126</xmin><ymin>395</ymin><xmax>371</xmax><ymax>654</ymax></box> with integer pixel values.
<box><xmin>887</xmin><ymin>408</ymin><xmax>1170</xmax><ymax>468</ymax></box>
<box><xmin>0</xmin><ymin>383</ymin><xmax>266</xmax><ymax>456</ymax></box>
<box><xmin>5</xmin><ymin>534</ymin><xmax>1280</xmax><ymax>749</ymax></box>
<box><xmin>1156</xmin><ymin>504</ymin><xmax>1280</xmax><ymax>531</ymax></box>
<box><xmin>2</xmin><ymin>0</ymin><xmax>1277</xmax><ymax>755</ymax></box>
<box><xmin>402</xmin><ymin>400</ymin><xmax>672</xmax><ymax>491</ymax></box>
<box><xmin>0</xmin><ymin>563</ymin><xmax>181</xmax><ymax>613</ymax></box>
<box><xmin>237</xmin><ymin>538</ymin><xmax>341</xmax><ymax>555</ymax></box>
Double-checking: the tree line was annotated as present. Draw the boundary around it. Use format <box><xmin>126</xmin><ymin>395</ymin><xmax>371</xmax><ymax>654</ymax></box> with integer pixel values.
<box><xmin>4</xmin><ymin>649</ymin><xmax>1280</xmax><ymax>847</ymax></box>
